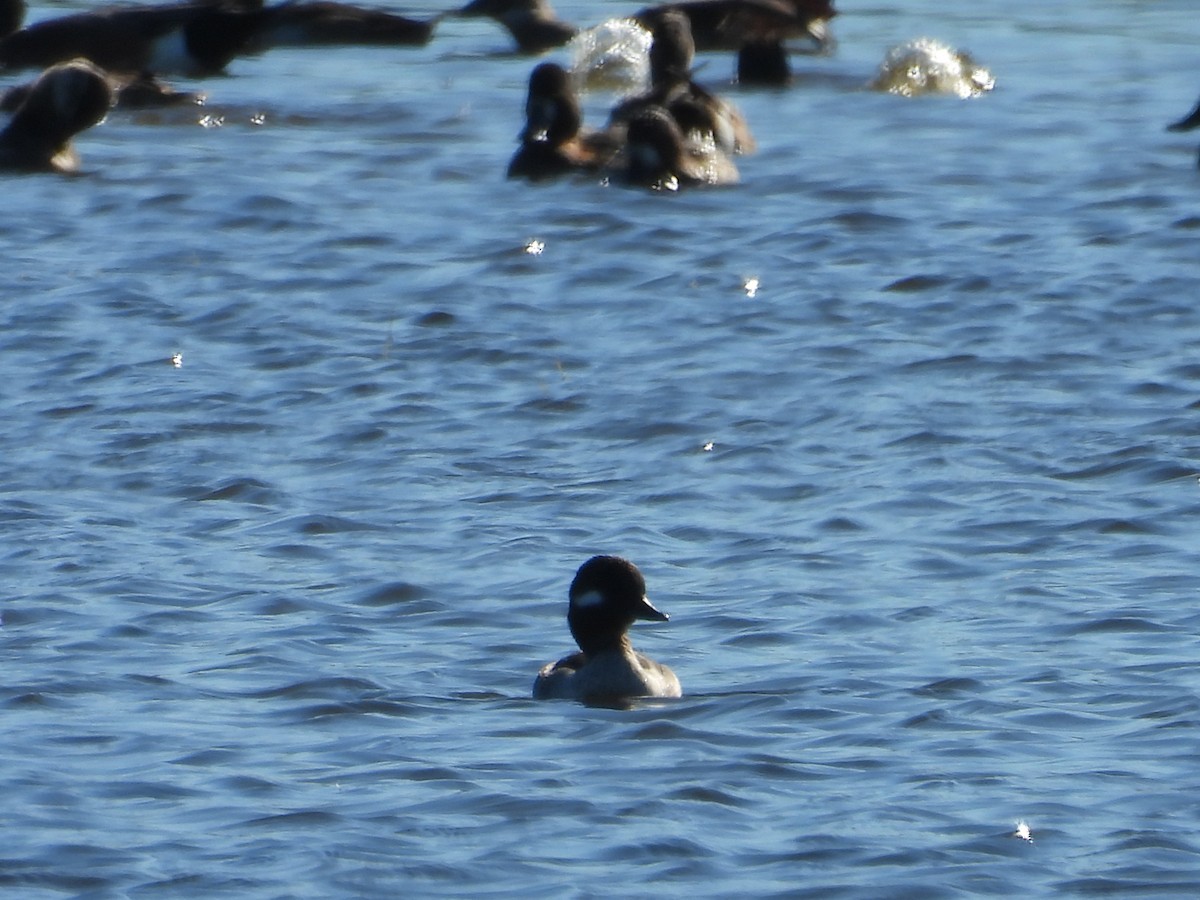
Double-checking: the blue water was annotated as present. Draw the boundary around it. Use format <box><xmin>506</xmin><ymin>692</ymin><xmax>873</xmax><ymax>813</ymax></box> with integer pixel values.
<box><xmin>4</xmin><ymin>0</ymin><xmax>1200</xmax><ymax>896</ymax></box>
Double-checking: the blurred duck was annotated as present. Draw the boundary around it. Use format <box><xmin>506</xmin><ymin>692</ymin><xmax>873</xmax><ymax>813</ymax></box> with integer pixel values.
<box><xmin>456</xmin><ymin>0</ymin><xmax>574</xmax><ymax>54</ymax></box>
<box><xmin>619</xmin><ymin>103</ymin><xmax>737</xmax><ymax>189</ymax></box>
<box><xmin>2</xmin><ymin>68</ymin><xmax>203</xmax><ymax>112</ymax></box>
<box><xmin>610</xmin><ymin>9</ymin><xmax>755</xmax><ymax>156</ymax></box>
<box><xmin>0</xmin><ymin>0</ymin><xmax>267</xmax><ymax>76</ymax></box>
<box><xmin>251</xmin><ymin>1</ymin><xmax>438</xmax><ymax>50</ymax></box>
<box><xmin>634</xmin><ymin>0</ymin><xmax>835</xmax><ymax>54</ymax></box>
<box><xmin>112</xmin><ymin>70</ymin><xmax>205</xmax><ymax>106</ymax></box>
<box><xmin>736</xmin><ymin>38</ymin><xmax>790</xmax><ymax>85</ymax></box>
<box><xmin>507</xmin><ymin>61</ymin><xmax>618</xmax><ymax>179</ymax></box>
<box><xmin>1167</xmin><ymin>95</ymin><xmax>1200</xmax><ymax>168</ymax></box>
<box><xmin>0</xmin><ymin>58</ymin><xmax>113</xmax><ymax>172</ymax></box>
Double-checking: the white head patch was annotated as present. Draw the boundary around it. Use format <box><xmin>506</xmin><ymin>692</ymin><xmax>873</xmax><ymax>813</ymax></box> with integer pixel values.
<box><xmin>573</xmin><ymin>589</ymin><xmax>604</xmax><ymax>609</ymax></box>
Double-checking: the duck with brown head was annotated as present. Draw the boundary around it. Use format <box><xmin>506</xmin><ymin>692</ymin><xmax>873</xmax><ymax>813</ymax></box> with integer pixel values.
<box><xmin>620</xmin><ymin>103</ymin><xmax>737</xmax><ymax>189</ymax></box>
<box><xmin>507</xmin><ymin>61</ymin><xmax>619</xmax><ymax>180</ymax></box>
<box><xmin>610</xmin><ymin>9</ymin><xmax>755</xmax><ymax>158</ymax></box>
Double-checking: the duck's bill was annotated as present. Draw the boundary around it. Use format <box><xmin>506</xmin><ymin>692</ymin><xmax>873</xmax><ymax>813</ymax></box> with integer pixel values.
<box><xmin>636</xmin><ymin>595</ymin><xmax>670</xmax><ymax>622</ymax></box>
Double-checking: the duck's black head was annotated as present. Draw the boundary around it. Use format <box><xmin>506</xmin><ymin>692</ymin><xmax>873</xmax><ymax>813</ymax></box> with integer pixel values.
<box><xmin>520</xmin><ymin>62</ymin><xmax>580</xmax><ymax>144</ymax></box>
<box><xmin>567</xmin><ymin>555</ymin><xmax>668</xmax><ymax>654</ymax></box>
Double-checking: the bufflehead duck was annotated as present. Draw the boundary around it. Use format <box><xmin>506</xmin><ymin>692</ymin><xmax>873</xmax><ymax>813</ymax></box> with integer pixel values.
<box><xmin>456</xmin><ymin>0</ymin><xmax>575</xmax><ymax>54</ymax></box>
<box><xmin>1167</xmin><ymin>95</ymin><xmax>1200</xmax><ymax>168</ymax></box>
<box><xmin>508</xmin><ymin>62</ymin><xmax>619</xmax><ymax>179</ymax></box>
<box><xmin>534</xmin><ymin>555</ymin><xmax>682</xmax><ymax>704</ymax></box>
<box><xmin>0</xmin><ymin>0</ymin><xmax>267</xmax><ymax>76</ymax></box>
<box><xmin>610</xmin><ymin>9</ymin><xmax>755</xmax><ymax>157</ymax></box>
<box><xmin>634</xmin><ymin>0</ymin><xmax>836</xmax><ymax>54</ymax></box>
<box><xmin>0</xmin><ymin>58</ymin><xmax>113</xmax><ymax>172</ymax></box>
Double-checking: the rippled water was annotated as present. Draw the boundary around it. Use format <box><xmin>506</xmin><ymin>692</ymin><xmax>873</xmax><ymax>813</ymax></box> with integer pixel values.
<box><xmin>4</xmin><ymin>0</ymin><xmax>1200</xmax><ymax>896</ymax></box>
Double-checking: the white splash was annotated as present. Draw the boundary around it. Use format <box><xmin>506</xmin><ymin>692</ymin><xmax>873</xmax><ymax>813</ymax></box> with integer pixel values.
<box><xmin>1014</xmin><ymin>820</ymin><xmax>1033</xmax><ymax>842</ymax></box>
<box><xmin>871</xmin><ymin>38</ymin><xmax>995</xmax><ymax>99</ymax></box>
<box><xmin>569</xmin><ymin>18</ymin><xmax>653</xmax><ymax>95</ymax></box>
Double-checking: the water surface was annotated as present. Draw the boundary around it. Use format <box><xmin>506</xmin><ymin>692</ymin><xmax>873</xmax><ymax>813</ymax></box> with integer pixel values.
<box><xmin>4</xmin><ymin>0</ymin><xmax>1200</xmax><ymax>896</ymax></box>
